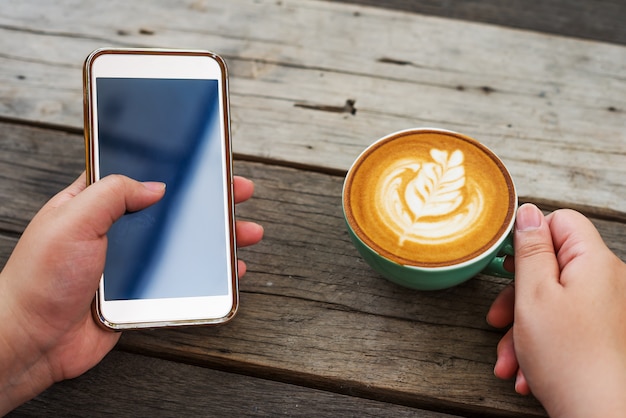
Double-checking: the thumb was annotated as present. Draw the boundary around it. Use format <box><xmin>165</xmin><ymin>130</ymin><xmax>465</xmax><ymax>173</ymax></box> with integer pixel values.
<box><xmin>63</xmin><ymin>174</ymin><xmax>166</xmax><ymax>239</ymax></box>
<box><xmin>514</xmin><ymin>204</ymin><xmax>561</xmax><ymax>303</ymax></box>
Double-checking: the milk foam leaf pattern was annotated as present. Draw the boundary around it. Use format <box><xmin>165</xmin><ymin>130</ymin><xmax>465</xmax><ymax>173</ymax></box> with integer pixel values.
<box><xmin>392</xmin><ymin>163</ymin><xmax>421</xmax><ymax>227</ymax></box>
<box><xmin>403</xmin><ymin>149</ymin><xmax>465</xmax><ymax>223</ymax></box>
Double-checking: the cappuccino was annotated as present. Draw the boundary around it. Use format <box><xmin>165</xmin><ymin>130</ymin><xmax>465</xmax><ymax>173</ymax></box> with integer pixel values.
<box><xmin>344</xmin><ymin>129</ymin><xmax>515</xmax><ymax>267</ymax></box>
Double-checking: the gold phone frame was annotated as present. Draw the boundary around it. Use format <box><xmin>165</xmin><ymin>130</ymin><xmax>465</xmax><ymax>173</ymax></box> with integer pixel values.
<box><xmin>83</xmin><ymin>48</ymin><xmax>238</xmax><ymax>330</ymax></box>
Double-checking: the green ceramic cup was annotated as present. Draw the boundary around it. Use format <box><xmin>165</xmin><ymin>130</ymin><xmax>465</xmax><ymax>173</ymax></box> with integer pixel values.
<box><xmin>342</xmin><ymin>128</ymin><xmax>517</xmax><ymax>291</ymax></box>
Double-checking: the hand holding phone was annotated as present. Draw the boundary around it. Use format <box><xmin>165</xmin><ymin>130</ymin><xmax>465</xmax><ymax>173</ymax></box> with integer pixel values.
<box><xmin>84</xmin><ymin>48</ymin><xmax>238</xmax><ymax>329</ymax></box>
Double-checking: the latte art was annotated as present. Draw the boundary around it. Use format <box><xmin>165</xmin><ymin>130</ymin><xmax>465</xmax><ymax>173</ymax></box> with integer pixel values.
<box><xmin>378</xmin><ymin>149</ymin><xmax>484</xmax><ymax>246</ymax></box>
<box><xmin>344</xmin><ymin>130</ymin><xmax>515</xmax><ymax>267</ymax></box>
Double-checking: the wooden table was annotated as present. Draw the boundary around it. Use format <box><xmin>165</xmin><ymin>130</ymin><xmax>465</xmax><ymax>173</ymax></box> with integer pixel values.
<box><xmin>2</xmin><ymin>1</ymin><xmax>624</xmax><ymax>416</ymax></box>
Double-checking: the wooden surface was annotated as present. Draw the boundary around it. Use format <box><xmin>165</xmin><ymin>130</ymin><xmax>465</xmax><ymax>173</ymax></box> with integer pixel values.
<box><xmin>338</xmin><ymin>0</ymin><xmax>626</xmax><ymax>45</ymax></box>
<box><xmin>2</xmin><ymin>0</ymin><xmax>625</xmax><ymax>417</ymax></box>
<box><xmin>10</xmin><ymin>351</ymin><xmax>458</xmax><ymax>418</ymax></box>
<box><xmin>1</xmin><ymin>0</ymin><xmax>625</xmax><ymax>218</ymax></box>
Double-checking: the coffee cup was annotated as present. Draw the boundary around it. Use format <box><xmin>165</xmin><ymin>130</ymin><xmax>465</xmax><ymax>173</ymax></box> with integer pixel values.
<box><xmin>342</xmin><ymin>128</ymin><xmax>517</xmax><ymax>290</ymax></box>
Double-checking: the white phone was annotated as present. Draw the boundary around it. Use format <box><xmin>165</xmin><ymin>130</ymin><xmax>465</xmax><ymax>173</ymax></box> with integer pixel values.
<box><xmin>83</xmin><ymin>48</ymin><xmax>238</xmax><ymax>330</ymax></box>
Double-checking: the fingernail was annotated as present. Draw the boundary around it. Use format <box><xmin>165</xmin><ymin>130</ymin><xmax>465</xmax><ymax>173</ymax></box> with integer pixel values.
<box><xmin>143</xmin><ymin>181</ymin><xmax>166</xmax><ymax>192</ymax></box>
<box><xmin>493</xmin><ymin>356</ymin><xmax>501</xmax><ymax>377</ymax></box>
<box><xmin>516</xmin><ymin>203</ymin><xmax>542</xmax><ymax>232</ymax></box>
<box><xmin>253</xmin><ymin>223</ymin><xmax>265</xmax><ymax>236</ymax></box>
<box><xmin>514</xmin><ymin>368</ymin><xmax>527</xmax><ymax>394</ymax></box>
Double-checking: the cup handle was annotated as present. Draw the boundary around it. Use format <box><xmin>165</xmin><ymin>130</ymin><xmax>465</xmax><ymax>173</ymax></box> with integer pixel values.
<box><xmin>482</xmin><ymin>232</ymin><xmax>514</xmax><ymax>279</ymax></box>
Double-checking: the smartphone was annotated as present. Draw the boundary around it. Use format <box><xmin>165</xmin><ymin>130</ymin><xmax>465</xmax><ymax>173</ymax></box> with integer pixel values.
<box><xmin>83</xmin><ymin>48</ymin><xmax>238</xmax><ymax>330</ymax></box>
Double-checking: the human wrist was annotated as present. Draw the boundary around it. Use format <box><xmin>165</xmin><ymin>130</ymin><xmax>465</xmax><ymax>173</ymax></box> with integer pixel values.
<box><xmin>0</xmin><ymin>272</ymin><xmax>54</xmax><ymax>415</ymax></box>
<box><xmin>541</xmin><ymin>360</ymin><xmax>626</xmax><ymax>418</ymax></box>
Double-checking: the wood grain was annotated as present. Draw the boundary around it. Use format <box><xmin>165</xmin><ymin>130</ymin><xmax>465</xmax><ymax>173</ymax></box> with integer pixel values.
<box><xmin>0</xmin><ymin>112</ymin><xmax>626</xmax><ymax>415</ymax></box>
<box><xmin>0</xmin><ymin>121</ymin><xmax>84</xmax><ymax>234</ymax></box>
<box><xmin>4</xmin><ymin>121</ymin><xmax>626</xmax><ymax>416</ymax></box>
<box><xmin>0</xmin><ymin>0</ymin><xmax>624</xmax><ymax>216</ymax></box>
<box><xmin>2</xmin><ymin>1</ymin><xmax>626</xmax><ymax>415</ymax></box>
<box><xmin>0</xmin><ymin>121</ymin><xmax>538</xmax><ymax>417</ymax></box>
<box><xmin>10</xmin><ymin>351</ymin><xmax>461</xmax><ymax>418</ymax></box>
<box><xmin>335</xmin><ymin>0</ymin><xmax>626</xmax><ymax>45</ymax></box>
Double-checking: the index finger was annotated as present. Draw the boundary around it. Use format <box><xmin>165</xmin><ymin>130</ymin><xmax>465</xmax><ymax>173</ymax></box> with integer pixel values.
<box><xmin>234</xmin><ymin>176</ymin><xmax>254</xmax><ymax>204</ymax></box>
<box><xmin>545</xmin><ymin>209</ymin><xmax>612</xmax><ymax>287</ymax></box>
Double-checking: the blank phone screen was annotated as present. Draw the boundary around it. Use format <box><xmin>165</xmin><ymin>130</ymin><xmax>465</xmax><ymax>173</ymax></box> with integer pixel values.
<box><xmin>96</xmin><ymin>78</ymin><xmax>230</xmax><ymax>301</ymax></box>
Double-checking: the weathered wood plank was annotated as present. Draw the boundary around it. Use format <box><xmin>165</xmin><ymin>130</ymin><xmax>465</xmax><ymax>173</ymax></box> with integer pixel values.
<box><xmin>10</xmin><ymin>350</ymin><xmax>461</xmax><ymax>417</ymax></box>
<box><xmin>0</xmin><ymin>121</ymin><xmax>83</xmax><ymax>233</ymax></box>
<box><xmin>337</xmin><ymin>0</ymin><xmax>626</xmax><ymax>45</ymax></box>
<box><xmin>117</xmin><ymin>295</ymin><xmax>545</xmax><ymax>417</ymax></box>
<box><xmin>0</xmin><ymin>234</ymin><xmax>17</xmax><ymax>269</ymax></box>
<box><xmin>4</xmin><ymin>114</ymin><xmax>626</xmax><ymax>416</ymax></box>
<box><xmin>0</xmin><ymin>121</ymin><xmax>545</xmax><ymax>416</ymax></box>
<box><xmin>0</xmin><ymin>0</ymin><xmax>624</xmax><ymax>216</ymax></box>
<box><xmin>126</xmin><ymin>158</ymin><xmax>623</xmax><ymax>418</ymax></box>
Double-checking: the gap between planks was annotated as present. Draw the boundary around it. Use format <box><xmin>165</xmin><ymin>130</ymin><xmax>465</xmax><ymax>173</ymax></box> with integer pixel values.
<box><xmin>1</xmin><ymin>115</ymin><xmax>625</xmax><ymax>225</ymax></box>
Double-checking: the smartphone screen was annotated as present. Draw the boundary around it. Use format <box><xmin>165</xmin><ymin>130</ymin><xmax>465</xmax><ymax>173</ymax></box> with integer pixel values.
<box><xmin>85</xmin><ymin>50</ymin><xmax>237</xmax><ymax>329</ymax></box>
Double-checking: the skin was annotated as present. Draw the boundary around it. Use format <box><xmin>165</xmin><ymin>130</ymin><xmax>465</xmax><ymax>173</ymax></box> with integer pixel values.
<box><xmin>5</xmin><ymin>178</ymin><xmax>625</xmax><ymax>417</ymax></box>
<box><xmin>0</xmin><ymin>173</ymin><xmax>263</xmax><ymax>415</ymax></box>
<box><xmin>488</xmin><ymin>203</ymin><xmax>626</xmax><ymax>417</ymax></box>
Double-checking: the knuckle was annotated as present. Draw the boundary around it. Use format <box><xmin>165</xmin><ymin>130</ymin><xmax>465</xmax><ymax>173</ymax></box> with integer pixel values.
<box><xmin>517</xmin><ymin>240</ymin><xmax>554</xmax><ymax>260</ymax></box>
<box><xmin>102</xmin><ymin>174</ymin><xmax>129</xmax><ymax>194</ymax></box>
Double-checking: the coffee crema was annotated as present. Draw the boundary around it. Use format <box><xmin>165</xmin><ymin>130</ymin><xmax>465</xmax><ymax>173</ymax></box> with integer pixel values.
<box><xmin>344</xmin><ymin>130</ymin><xmax>515</xmax><ymax>267</ymax></box>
